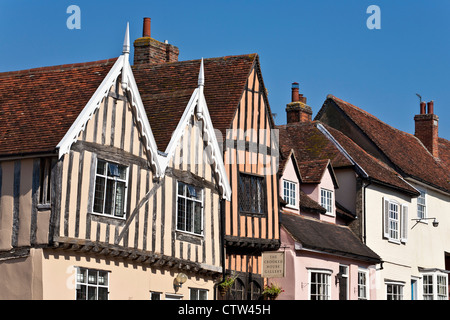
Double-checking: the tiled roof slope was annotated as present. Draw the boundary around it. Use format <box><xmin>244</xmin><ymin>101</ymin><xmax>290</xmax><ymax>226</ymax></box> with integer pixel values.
<box><xmin>281</xmin><ymin>212</ymin><xmax>381</xmax><ymax>262</ymax></box>
<box><xmin>324</xmin><ymin>96</ymin><xmax>450</xmax><ymax>193</ymax></box>
<box><xmin>323</xmin><ymin>124</ymin><xmax>420</xmax><ymax>195</ymax></box>
<box><xmin>277</xmin><ymin>122</ymin><xmax>352</xmax><ymax>169</ymax></box>
<box><xmin>0</xmin><ymin>58</ymin><xmax>117</xmax><ymax>157</ymax></box>
<box><xmin>133</xmin><ymin>54</ymin><xmax>257</xmax><ymax>151</ymax></box>
<box><xmin>277</xmin><ymin>121</ymin><xmax>419</xmax><ymax>195</ymax></box>
<box><xmin>298</xmin><ymin>159</ymin><xmax>329</xmax><ymax>184</ymax></box>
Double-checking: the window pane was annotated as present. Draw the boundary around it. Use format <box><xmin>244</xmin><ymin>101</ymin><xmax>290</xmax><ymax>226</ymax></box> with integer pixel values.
<box><xmin>186</xmin><ymin>199</ymin><xmax>193</xmax><ymax>232</ymax></box>
<box><xmin>97</xmin><ymin>160</ymin><xmax>106</xmax><ymax>175</ymax></box>
<box><xmin>194</xmin><ymin>202</ymin><xmax>202</xmax><ymax>234</ymax></box>
<box><xmin>98</xmin><ymin>287</ymin><xmax>108</xmax><ymax>300</ymax></box>
<box><xmin>98</xmin><ymin>271</ymin><xmax>108</xmax><ymax>286</ymax></box>
<box><xmin>76</xmin><ymin>285</ymin><xmax>87</xmax><ymax>300</ymax></box>
<box><xmin>93</xmin><ymin>177</ymin><xmax>105</xmax><ymax>213</ymax></box>
<box><xmin>88</xmin><ymin>270</ymin><xmax>97</xmax><ymax>284</ymax></box>
<box><xmin>178</xmin><ymin>182</ymin><xmax>185</xmax><ymax>196</ymax></box>
<box><xmin>104</xmin><ymin>179</ymin><xmax>115</xmax><ymax>215</ymax></box>
<box><xmin>88</xmin><ymin>286</ymin><xmax>97</xmax><ymax>300</ymax></box>
<box><xmin>177</xmin><ymin>198</ymin><xmax>186</xmax><ymax>231</ymax></box>
<box><xmin>114</xmin><ymin>181</ymin><xmax>126</xmax><ymax>217</ymax></box>
<box><xmin>108</xmin><ymin>163</ymin><xmax>120</xmax><ymax>177</ymax></box>
<box><xmin>118</xmin><ymin>165</ymin><xmax>127</xmax><ymax>180</ymax></box>
<box><xmin>77</xmin><ymin>268</ymin><xmax>86</xmax><ymax>284</ymax></box>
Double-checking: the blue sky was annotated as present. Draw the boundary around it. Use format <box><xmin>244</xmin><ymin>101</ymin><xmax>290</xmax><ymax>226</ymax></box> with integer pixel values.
<box><xmin>1</xmin><ymin>0</ymin><xmax>449</xmax><ymax>139</ymax></box>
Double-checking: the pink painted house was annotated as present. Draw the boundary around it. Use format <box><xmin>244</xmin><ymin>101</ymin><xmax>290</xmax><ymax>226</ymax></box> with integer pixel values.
<box><xmin>268</xmin><ymin>84</ymin><xmax>381</xmax><ymax>300</ymax></box>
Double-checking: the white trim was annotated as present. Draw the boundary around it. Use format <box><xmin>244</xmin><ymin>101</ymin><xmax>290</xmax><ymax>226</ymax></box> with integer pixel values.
<box><xmin>56</xmin><ymin>54</ymin><xmax>162</xmax><ymax>177</ymax></box>
<box><xmin>161</xmin><ymin>59</ymin><xmax>231</xmax><ymax>201</ymax></box>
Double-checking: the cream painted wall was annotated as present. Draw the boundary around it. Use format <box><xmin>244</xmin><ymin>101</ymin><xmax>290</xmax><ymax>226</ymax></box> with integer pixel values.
<box><xmin>364</xmin><ymin>182</ymin><xmax>450</xmax><ymax>299</ymax></box>
<box><xmin>41</xmin><ymin>249</ymin><xmax>215</xmax><ymax>300</ymax></box>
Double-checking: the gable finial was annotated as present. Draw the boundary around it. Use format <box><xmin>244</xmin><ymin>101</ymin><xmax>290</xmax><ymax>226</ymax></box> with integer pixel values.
<box><xmin>123</xmin><ymin>22</ymin><xmax>130</xmax><ymax>55</ymax></box>
<box><xmin>198</xmin><ymin>58</ymin><xmax>204</xmax><ymax>87</ymax></box>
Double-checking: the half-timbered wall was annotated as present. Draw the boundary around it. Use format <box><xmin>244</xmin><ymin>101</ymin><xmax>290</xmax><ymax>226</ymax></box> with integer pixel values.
<box><xmin>54</xmin><ymin>79</ymin><xmax>221</xmax><ymax>271</ymax></box>
<box><xmin>224</xmin><ymin>65</ymin><xmax>280</xmax><ymax>276</ymax></box>
<box><xmin>0</xmin><ymin>157</ymin><xmax>55</xmax><ymax>251</ymax></box>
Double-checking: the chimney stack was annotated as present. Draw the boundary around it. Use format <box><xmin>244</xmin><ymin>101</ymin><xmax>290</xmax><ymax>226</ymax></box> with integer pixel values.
<box><xmin>143</xmin><ymin>17</ymin><xmax>151</xmax><ymax>37</ymax></box>
<box><xmin>414</xmin><ymin>100</ymin><xmax>439</xmax><ymax>158</ymax></box>
<box><xmin>133</xmin><ymin>17</ymin><xmax>179</xmax><ymax>66</ymax></box>
<box><xmin>286</xmin><ymin>82</ymin><xmax>312</xmax><ymax>124</ymax></box>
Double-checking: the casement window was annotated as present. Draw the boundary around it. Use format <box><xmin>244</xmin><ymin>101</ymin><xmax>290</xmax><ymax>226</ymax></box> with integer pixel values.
<box><xmin>93</xmin><ymin>159</ymin><xmax>128</xmax><ymax>218</ymax></box>
<box><xmin>386</xmin><ymin>282</ymin><xmax>404</xmax><ymax>300</ymax></box>
<box><xmin>417</xmin><ymin>189</ymin><xmax>427</xmax><ymax>219</ymax></box>
<box><xmin>76</xmin><ymin>267</ymin><xmax>109</xmax><ymax>300</ymax></box>
<box><xmin>39</xmin><ymin>157</ymin><xmax>55</xmax><ymax>206</ymax></box>
<box><xmin>320</xmin><ymin>188</ymin><xmax>333</xmax><ymax>215</ymax></box>
<box><xmin>309</xmin><ymin>269</ymin><xmax>331</xmax><ymax>300</ymax></box>
<box><xmin>238</xmin><ymin>173</ymin><xmax>266</xmax><ymax>215</ymax></box>
<box><xmin>190</xmin><ymin>288</ymin><xmax>208</xmax><ymax>300</ymax></box>
<box><xmin>383</xmin><ymin>198</ymin><xmax>408</xmax><ymax>243</ymax></box>
<box><xmin>283</xmin><ymin>180</ymin><xmax>297</xmax><ymax>207</ymax></box>
<box><xmin>358</xmin><ymin>269</ymin><xmax>369</xmax><ymax>300</ymax></box>
<box><xmin>422</xmin><ymin>271</ymin><xmax>448</xmax><ymax>300</ymax></box>
<box><xmin>176</xmin><ymin>181</ymin><xmax>203</xmax><ymax>235</ymax></box>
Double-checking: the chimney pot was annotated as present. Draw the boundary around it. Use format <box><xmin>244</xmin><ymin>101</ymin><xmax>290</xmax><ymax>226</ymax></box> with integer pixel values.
<box><xmin>143</xmin><ymin>17</ymin><xmax>151</xmax><ymax>37</ymax></box>
<box><xmin>420</xmin><ymin>101</ymin><xmax>426</xmax><ymax>114</ymax></box>
<box><xmin>427</xmin><ymin>100</ymin><xmax>434</xmax><ymax>114</ymax></box>
<box><xmin>291</xmin><ymin>82</ymin><xmax>299</xmax><ymax>102</ymax></box>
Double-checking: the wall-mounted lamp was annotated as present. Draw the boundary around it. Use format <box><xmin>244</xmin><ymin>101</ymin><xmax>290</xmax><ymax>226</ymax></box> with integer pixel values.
<box><xmin>173</xmin><ymin>273</ymin><xmax>188</xmax><ymax>291</ymax></box>
<box><xmin>411</xmin><ymin>217</ymin><xmax>439</xmax><ymax>228</ymax></box>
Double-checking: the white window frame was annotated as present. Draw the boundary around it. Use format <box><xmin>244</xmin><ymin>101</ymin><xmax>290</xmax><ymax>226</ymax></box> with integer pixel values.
<box><xmin>358</xmin><ymin>268</ymin><xmax>370</xmax><ymax>300</ymax></box>
<box><xmin>190</xmin><ymin>288</ymin><xmax>208</xmax><ymax>300</ymax></box>
<box><xmin>383</xmin><ymin>198</ymin><xmax>408</xmax><ymax>244</ymax></box>
<box><xmin>92</xmin><ymin>158</ymin><xmax>129</xmax><ymax>219</ymax></box>
<box><xmin>386</xmin><ymin>281</ymin><xmax>404</xmax><ymax>300</ymax></box>
<box><xmin>176</xmin><ymin>181</ymin><xmax>204</xmax><ymax>236</ymax></box>
<box><xmin>417</xmin><ymin>189</ymin><xmax>427</xmax><ymax>220</ymax></box>
<box><xmin>320</xmin><ymin>188</ymin><xmax>334</xmax><ymax>216</ymax></box>
<box><xmin>283</xmin><ymin>179</ymin><xmax>297</xmax><ymax>208</ymax></box>
<box><xmin>75</xmin><ymin>267</ymin><xmax>109</xmax><ymax>300</ymax></box>
<box><xmin>308</xmin><ymin>269</ymin><xmax>332</xmax><ymax>300</ymax></box>
<box><xmin>421</xmin><ymin>271</ymin><xmax>449</xmax><ymax>300</ymax></box>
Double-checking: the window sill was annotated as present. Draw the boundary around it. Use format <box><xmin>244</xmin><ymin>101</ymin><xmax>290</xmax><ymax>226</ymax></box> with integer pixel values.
<box><xmin>175</xmin><ymin>230</ymin><xmax>204</xmax><ymax>245</ymax></box>
<box><xmin>88</xmin><ymin>212</ymin><xmax>126</xmax><ymax>226</ymax></box>
<box><xmin>37</xmin><ymin>204</ymin><xmax>51</xmax><ymax>211</ymax></box>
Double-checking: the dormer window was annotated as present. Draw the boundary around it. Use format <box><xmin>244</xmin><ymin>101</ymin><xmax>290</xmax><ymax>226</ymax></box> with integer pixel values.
<box><xmin>283</xmin><ymin>180</ymin><xmax>297</xmax><ymax>208</ymax></box>
<box><xmin>320</xmin><ymin>188</ymin><xmax>333</xmax><ymax>215</ymax></box>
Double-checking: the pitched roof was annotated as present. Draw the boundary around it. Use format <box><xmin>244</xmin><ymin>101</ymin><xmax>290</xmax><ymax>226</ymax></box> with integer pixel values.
<box><xmin>281</xmin><ymin>212</ymin><xmax>381</xmax><ymax>263</ymax></box>
<box><xmin>133</xmin><ymin>54</ymin><xmax>258</xmax><ymax>151</ymax></box>
<box><xmin>323</xmin><ymin>95</ymin><xmax>450</xmax><ymax>194</ymax></box>
<box><xmin>277</xmin><ymin>121</ymin><xmax>352</xmax><ymax>168</ymax></box>
<box><xmin>277</xmin><ymin>121</ymin><xmax>417</xmax><ymax>195</ymax></box>
<box><xmin>322</xmin><ymin>124</ymin><xmax>420</xmax><ymax>195</ymax></box>
<box><xmin>0</xmin><ymin>58</ymin><xmax>117</xmax><ymax>157</ymax></box>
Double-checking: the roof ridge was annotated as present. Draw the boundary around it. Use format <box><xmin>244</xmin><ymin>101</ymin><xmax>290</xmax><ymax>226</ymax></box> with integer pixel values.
<box><xmin>0</xmin><ymin>58</ymin><xmax>118</xmax><ymax>78</ymax></box>
<box><xmin>132</xmin><ymin>53</ymin><xmax>257</xmax><ymax>70</ymax></box>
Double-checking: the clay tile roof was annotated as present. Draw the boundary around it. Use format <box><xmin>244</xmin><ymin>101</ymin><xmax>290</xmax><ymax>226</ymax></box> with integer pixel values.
<box><xmin>323</xmin><ymin>124</ymin><xmax>420</xmax><ymax>195</ymax></box>
<box><xmin>0</xmin><ymin>58</ymin><xmax>118</xmax><ymax>157</ymax></box>
<box><xmin>327</xmin><ymin>96</ymin><xmax>450</xmax><ymax>193</ymax></box>
<box><xmin>298</xmin><ymin>159</ymin><xmax>329</xmax><ymax>184</ymax></box>
<box><xmin>281</xmin><ymin>212</ymin><xmax>381</xmax><ymax>263</ymax></box>
<box><xmin>133</xmin><ymin>54</ymin><xmax>257</xmax><ymax>151</ymax></box>
<box><xmin>277</xmin><ymin>121</ymin><xmax>352</xmax><ymax>168</ymax></box>
<box><xmin>299</xmin><ymin>190</ymin><xmax>326</xmax><ymax>214</ymax></box>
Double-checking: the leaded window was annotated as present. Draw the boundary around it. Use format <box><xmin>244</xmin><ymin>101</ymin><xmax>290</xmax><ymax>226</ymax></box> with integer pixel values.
<box><xmin>176</xmin><ymin>182</ymin><xmax>203</xmax><ymax>235</ymax></box>
<box><xmin>93</xmin><ymin>159</ymin><xmax>128</xmax><ymax>218</ymax></box>
<box><xmin>238</xmin><ymin>173</ymin><xmax>266</xmax><ymax>215</ymax></box>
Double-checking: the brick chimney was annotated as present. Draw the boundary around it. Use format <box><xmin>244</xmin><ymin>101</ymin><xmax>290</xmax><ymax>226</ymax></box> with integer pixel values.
<box><xmin>133</xmin><ymin>17</ymin><xmax>179</xmax><ymax>66</ymax></box>
<box><xmin>414</xmin><ymin>100</ymin><xmax>439</xmax><ymax>158</ymax></box>
<box><xmin>286</xmin><ymin>82</ymin><xmax>312</xmax><ymax>124</ymax></box>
